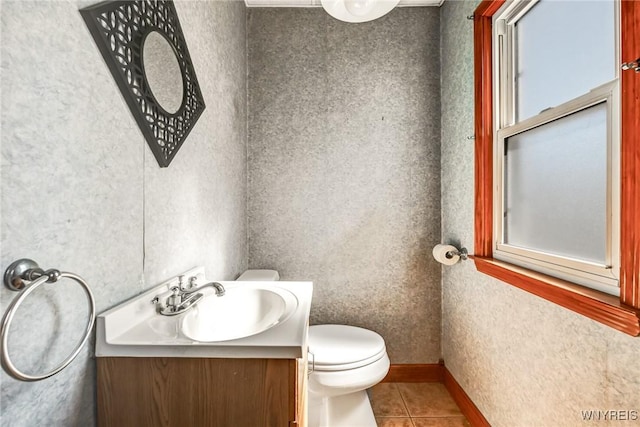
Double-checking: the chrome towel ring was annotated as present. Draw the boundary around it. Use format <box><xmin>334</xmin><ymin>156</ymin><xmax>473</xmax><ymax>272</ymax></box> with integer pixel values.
<box><xmin>1</xmin><ymin>259</ymin><xmax>96</xmax><ymax>382</ymax></box>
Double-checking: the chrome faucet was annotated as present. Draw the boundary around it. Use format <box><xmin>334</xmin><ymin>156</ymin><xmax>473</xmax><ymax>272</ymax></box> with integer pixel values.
<box><xmin>151</xmin><ymin>276</ymin><xmax>225</xmax><ymax>316</ymax></box>
<box><xmin>182</xmin><ymin>281</ymin><xmax>226</xmax><ymax>298</ymax></box>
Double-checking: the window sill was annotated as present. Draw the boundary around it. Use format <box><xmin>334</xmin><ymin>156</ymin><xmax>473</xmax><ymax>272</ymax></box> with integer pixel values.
<box><xmin>473</xmin><ymin>256</ymin><xmax>640</xmax><ymax>336</ymax></box>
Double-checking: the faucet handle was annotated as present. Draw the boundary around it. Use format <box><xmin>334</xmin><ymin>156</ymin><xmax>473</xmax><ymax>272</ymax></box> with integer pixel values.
<box><xmin>166</xmin><ymin>286</ymin><xmax>182</xmax><ymax>310</ymax></box>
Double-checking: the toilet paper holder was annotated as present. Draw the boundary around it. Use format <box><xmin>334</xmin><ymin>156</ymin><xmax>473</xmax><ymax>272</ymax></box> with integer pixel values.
<box><xmin>446</xmin><ymin>246</ymin><xmax>468</xmax><ymax>260</ymax></box>
<box><xmin>432</xmin><ymin>244</ymin><xmax>469</xmax><ymax>265</ymax></box>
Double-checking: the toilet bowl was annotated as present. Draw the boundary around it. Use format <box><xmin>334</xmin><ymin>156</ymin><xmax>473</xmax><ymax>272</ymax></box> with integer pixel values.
<box><xmin>237</xmin><ymin>270</ymin><xmax>390</xmax><ymax>427</ymax></box>
<box><xmin>307</xmin><ymin>324</ymin><xmax>390</xmax><ymax>426</ymax></box>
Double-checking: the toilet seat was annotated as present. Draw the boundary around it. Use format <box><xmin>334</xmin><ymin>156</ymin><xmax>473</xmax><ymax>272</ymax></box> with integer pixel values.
<box><xmin>309</xmin><ymin>325</ymin><xmax>387</xmax><ymax>372</ymax></box>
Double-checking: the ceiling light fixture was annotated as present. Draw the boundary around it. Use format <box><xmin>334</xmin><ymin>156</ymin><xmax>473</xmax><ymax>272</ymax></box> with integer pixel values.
<box><xmin>320</xmin><ymin>0</ymin><xmax>400</xmax><ymax>23</ymax></box>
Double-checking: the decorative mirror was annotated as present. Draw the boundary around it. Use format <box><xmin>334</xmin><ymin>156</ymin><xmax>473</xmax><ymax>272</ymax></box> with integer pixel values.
<box><xmin>80</xmin><ymin>0</ymin><xmax>206</xmax><ymax>167</ymax></box>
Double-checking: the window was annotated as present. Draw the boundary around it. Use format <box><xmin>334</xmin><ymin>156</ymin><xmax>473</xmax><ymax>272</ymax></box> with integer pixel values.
<box><xmin>473</xmin><ymin>0</ymin><xmax>640</xmax><ymax>335</ymax></box>
<box><xmin>492</xmin><ymin>0</ymin><xmax>619</xmax><ymax>295</ymax></box>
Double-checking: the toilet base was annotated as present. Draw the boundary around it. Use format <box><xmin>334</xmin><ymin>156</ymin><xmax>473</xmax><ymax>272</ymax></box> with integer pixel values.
<box><xmin>308</xmin><ymin>389</ymin><xmax>377</xmax><ymax>427</ymax></box>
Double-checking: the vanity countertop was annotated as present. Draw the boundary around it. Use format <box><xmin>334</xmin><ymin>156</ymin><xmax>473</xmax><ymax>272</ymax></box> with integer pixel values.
<box><xmin>95</xmin><ymin>268</ymin><xmax>312</xmax><ymax>359</ymax></box>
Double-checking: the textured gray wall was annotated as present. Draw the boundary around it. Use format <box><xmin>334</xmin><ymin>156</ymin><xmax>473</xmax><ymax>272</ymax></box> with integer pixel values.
<box><xmin>0</xmin><ymin>1</ymin><xmax>247</xmax><ymax>425</ymax></box>
<box><xmin>440</xmin><ymin>1</ymin><xmax>640</xmax><ymax>426</ymax></box>
<box><xmin>248</xmin><ymin>8</ymin><xmax>442</xmax><ymax>363</ymax></box>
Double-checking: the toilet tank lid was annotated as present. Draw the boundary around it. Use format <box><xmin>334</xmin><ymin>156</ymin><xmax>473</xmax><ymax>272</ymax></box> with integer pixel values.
<box><xmin>308</xmin><ymin>325</ymin><xmax>386</xmax><ymax>368</ymax></box>
<box><xmin>236</xmin><ymin>269</ymin><xmax>280</xmax><ymax>281</ymax></box>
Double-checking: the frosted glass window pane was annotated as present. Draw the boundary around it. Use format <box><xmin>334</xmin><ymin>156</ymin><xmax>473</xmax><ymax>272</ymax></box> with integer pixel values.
<box><xmin>504</xmin><ymin>103</ymin><xmax>607</xmax><ymax>264</ymax></box>
<box><xmin>515</xmin><ymin>0</ymin><xmax>615</xmax><ymax>121</ymax></box>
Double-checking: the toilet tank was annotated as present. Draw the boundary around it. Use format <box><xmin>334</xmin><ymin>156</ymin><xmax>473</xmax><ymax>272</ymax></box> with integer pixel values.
<box><xmin>236</xmin><ymin>269</ymin><xmax>280</xmax><ymax>281</ymax></box>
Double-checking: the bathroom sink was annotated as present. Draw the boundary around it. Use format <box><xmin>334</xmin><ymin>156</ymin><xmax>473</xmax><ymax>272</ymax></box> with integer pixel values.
<box><xmin>95</xmin><ymin>267</ymin><xmax>312</xmax><ymax>359</ymax></box>
<box><xmin>181</xmin><ymin>287</ymin><xmax>298</xmax><ymax>342</ymax></box>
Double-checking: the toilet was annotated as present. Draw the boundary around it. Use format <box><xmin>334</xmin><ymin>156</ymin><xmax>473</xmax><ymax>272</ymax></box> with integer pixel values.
<box><xmin>237</xmin><ymin>269</ymin><xmax>390</xmax><ymax>427</ymax></box>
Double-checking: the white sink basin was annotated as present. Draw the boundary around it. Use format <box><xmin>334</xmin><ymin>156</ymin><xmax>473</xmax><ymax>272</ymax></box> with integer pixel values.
<box><xmin>181</xmin><ymin>287</ymin><xmax>298</xmax><ymax>342</ymax></box>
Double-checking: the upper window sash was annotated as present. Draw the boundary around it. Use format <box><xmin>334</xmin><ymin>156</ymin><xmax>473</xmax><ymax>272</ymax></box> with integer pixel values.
<box><xmin>493</xmin><ymin>0</ymin><xmax>620</xmax><ymax>129</ymax></box>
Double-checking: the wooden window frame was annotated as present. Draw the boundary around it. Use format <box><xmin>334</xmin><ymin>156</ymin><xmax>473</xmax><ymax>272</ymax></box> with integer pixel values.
<box><xmin>473</xmin><ymin>0</ymin><xmax>640</xmax><ymax>336</ymax></box>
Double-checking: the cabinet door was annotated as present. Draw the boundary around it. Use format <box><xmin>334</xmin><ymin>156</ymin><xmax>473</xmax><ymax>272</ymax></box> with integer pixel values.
<box><xmin>98</xmin><ymin>357</ymin><xmax>293</xmax><ymax>427</ymax></box>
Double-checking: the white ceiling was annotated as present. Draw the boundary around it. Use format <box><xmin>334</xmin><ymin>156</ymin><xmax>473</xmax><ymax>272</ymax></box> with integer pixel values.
<box><xmin>245</xmin><ymin>0</ymin><xmax>443</xmax><ymax>7</ymax></box>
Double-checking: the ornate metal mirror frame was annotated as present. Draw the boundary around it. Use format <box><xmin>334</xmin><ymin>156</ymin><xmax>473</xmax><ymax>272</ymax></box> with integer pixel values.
<box><xmin>80</xmin><ymin>0</ymin><xmax>206</xmax><ymax>167</ymax></box>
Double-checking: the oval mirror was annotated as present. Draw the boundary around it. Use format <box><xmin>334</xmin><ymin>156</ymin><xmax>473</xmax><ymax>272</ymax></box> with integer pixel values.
<box><xmin>142</xmin><ymin>31</ymin><xmax>183</xmax><ymax>114</ymax></box>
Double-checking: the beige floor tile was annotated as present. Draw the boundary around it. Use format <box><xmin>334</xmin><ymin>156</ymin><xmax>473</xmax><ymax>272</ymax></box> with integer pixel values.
<box><xmin>396</xmin><ymin>383</ymin><xmax>463</xmax><ymax>418</ymax></box>
<box><xmin>376</xmin><ymin>417</ymin><xmax>415</xmax><ymax>427</ymax></box>
<box><xmin>371</xmin><ymin>383</ymin><xmax>410</xmax><ymax>417</ymax></box>
<box><xmin>412</xmin><ymin>417</ymin><xmax>470</xmax><ymax>427</ymax></box>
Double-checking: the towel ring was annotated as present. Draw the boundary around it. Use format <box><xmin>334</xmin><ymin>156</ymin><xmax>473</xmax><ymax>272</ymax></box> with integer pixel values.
<box><xmin>1</xmin><ymin>259</ymin><xmax>96</xmax><ymax>382</ymax></box>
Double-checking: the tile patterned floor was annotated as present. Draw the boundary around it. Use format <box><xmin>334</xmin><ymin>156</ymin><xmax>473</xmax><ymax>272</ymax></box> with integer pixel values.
<box><xmin>370</xmin><ymin>382</ymin><xmax>471</xmax><ymax>427</ymax></box>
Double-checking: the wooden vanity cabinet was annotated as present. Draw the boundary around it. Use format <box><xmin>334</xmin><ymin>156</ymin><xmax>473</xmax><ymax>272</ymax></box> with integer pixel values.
<box><xmin>97</xmin><ymin>356</ymin><xmax>307</xmax><ymax>427</ymax></box>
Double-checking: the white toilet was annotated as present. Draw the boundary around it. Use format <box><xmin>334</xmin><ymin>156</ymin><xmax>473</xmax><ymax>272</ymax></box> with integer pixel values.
<box><xmin>237</xmin><ymin>269</ymin><xmax>390</xmax><ymax>427</ymax></box>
